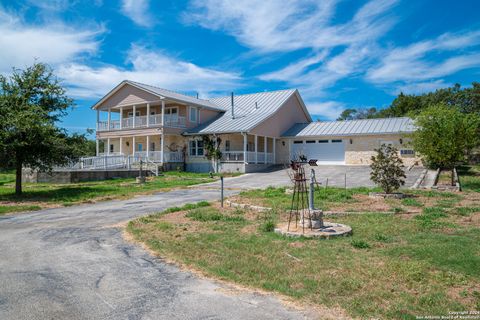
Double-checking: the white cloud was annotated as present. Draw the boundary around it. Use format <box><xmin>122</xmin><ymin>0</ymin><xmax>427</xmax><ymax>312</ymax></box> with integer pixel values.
<box><xmin>367</xmin><ymin>30</ymin><xmax>480</xmax><ymax>83</ymax></box>
<box><xmin>306</xmin><ymin>101</ymin><xmax>345</xmax><ymax>120</ymax></box>
<box><xmin>58</xmin><ymin>45</ymin><xmax>242</xmax><ymax>98</ymax></box>
<box><xmin>121</xmin><ymin>0</ymin><xmax>154</xmax><ymax>28</ymax></box>
<box><xmin>185</xmin><ymin>0</ymin><xmax>398</xmax><ymax>52</ymax></box>
<box><xmin>394</xmin><ymin>80</ymin><xmax>449</xmax><ymax>95</ymax></box>
<box><xmin>0</xmin><ymin>8</ymin><xmax>101</xmax><ymax>74</ymax></box>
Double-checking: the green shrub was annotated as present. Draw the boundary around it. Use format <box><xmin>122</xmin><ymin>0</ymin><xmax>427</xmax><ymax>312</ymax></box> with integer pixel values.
<box><xmin>260</xmin><ymin>220</ymin><xmax>276</xmax><ymax>232</ymax></box>
<box><xmin>351</xmin><ymin>239</ymin><xmax>371</xmax><ymax>249</ymax></box>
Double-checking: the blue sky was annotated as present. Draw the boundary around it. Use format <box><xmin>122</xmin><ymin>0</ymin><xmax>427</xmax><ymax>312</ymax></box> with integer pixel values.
<box><xmin>1</xmin><ymin>0</ymin><xmax>479</xmax><ymax>137</ymax></box>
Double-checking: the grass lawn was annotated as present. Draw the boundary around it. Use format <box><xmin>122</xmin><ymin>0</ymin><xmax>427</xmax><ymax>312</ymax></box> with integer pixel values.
<box><xmin>0</xmin><ymin>170</ymin><xmax>227</xmax><ymax>215</ymax></box>
<box><xmin>128</xmin><ymin>165</ymin><xmax>480</xmax><ymax>319</ymax></box>
<box><xmin>458</xmin><ymin>165</ymin><xmax>480</xmax><ymax>192</ymax></box>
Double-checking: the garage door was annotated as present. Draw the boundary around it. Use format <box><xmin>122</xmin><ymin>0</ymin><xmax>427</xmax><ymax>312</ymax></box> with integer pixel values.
<box><xmin>291</xmin><ymin>139</ymin><xmax>345</xmax><ymax>164</ymax></box>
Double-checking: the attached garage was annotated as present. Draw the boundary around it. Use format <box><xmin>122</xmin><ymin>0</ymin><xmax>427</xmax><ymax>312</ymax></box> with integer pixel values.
<box><xmin>292</xmin><ymin>139</ymin><xmax>345</xmax><ymax>164</ymax></box>
<box><xmin>283</xmin><ymin>117</ymin><xmax>420</xmax><ymax>166</ymax></box>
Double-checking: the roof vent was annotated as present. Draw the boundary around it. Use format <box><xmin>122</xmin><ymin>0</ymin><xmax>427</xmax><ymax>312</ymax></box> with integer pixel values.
<box><xmin>231</xmin><ymin>92</ymin><xmax>235</xmax><ymax>119</ymax></box>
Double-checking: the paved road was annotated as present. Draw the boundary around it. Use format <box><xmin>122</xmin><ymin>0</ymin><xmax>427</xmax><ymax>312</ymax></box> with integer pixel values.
<box><xmin>0</xmin><ymin>166</ymin><xmax>423</xmax><ymax>319</ymax></box>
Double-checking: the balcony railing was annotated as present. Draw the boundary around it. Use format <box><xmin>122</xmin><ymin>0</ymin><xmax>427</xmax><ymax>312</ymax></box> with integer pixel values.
<box><xmin>97</xmin><ymin>114</ymin><xmax>187</xmax><ymax>132</ymax></box>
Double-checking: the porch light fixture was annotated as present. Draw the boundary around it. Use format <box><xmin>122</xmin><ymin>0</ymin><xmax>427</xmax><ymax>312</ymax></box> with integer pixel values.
<box><xmin>282</xmin><ymin>141</ymin><xmax>285</xmax><ymax>146</ymax></box>
<box><xmin>350</xmin><ymin>139</ymin><xmax>353</xmax><ymax>144</ymax></box>
<box><xmin>126</xmin><ymin>141</ymin><xmax>130</xmax><ymax>147</ymax></box>
<box><xmin>399</xmin><ymin>138</ymin><xmax>403</xmax><ymax>144</ymax></box>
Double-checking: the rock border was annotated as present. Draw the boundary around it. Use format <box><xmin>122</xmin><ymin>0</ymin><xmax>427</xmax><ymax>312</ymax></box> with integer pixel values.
<box><xmin>274</xmin><ymin>222</ymin><xmax>352</xmax><ymax>239</ymax></box>
<box><xmin>225</xmin><ymin>200</ymin><xmax>399</xmax><ymax>216</ymax></box>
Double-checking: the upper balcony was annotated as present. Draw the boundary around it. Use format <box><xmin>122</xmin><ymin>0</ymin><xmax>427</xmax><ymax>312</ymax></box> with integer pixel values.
<box><xmin>97</xmin><ymin>114</ymin><xmax>186</xmax><ymax>132</ymax></box>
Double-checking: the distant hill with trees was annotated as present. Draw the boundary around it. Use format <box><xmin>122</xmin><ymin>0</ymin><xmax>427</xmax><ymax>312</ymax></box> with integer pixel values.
<box><xmin>337</xmin><ymin>82</ymin><xmax>480</xmax><ymax>120</ymax></box>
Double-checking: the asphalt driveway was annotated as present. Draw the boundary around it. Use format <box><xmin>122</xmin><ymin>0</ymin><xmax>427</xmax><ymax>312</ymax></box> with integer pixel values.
<box><xmin>0</xmin><ymin>188</ymin><xmax>315</xmax><ymax>320</ymax></box>
<box><xmin>200</xmin><ymin>165</ymin><xmax>424</xmax><ymax>189</ymax></box>
<box><xmin>0</xmin><ymin>166</ymin><xmax>424</xmax><ymax>319</ymax></box>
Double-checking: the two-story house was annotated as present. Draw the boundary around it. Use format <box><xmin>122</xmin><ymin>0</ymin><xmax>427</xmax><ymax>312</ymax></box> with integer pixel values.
<box><xmin>92</xmin><ymin>80</ymin><xmax>419</xmax><ymax>173</ymax></box>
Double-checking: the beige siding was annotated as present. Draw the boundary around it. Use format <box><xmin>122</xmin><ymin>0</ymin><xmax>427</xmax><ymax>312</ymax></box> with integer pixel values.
<box><xmin>250</xmin><ymin>94</ymin><xmax>310</xmax><ymax>137</ymax></box>
<box><xmin>97</xmin><ymin>84</ymin><xmax>158</xmax><ymax>110</ymax></box>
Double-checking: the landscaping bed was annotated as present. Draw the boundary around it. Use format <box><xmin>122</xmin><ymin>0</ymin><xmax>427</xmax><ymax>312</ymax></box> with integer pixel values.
<box><xmin>127</xmin><ymin>182</ymin><xmax>480</xmax><ymax>319</ymax></box>
<box><xmin>0</xmin><ymin>170</ymin><xmax>228</xmax><ymax>215</ymax></box>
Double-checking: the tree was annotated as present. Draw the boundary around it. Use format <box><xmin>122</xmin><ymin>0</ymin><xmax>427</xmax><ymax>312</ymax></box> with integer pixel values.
<box><xmin>203</xmin><ymin>135</ymin><xmax>222</xmax><ymax>173</ymax></box>
<box><xmin>337</xmin><ymin>107</ymin><xmax>377</xmax><ymax>121</ymax></box>
<box><xmin>0</xmin><ymin>63</ymin><xmax>87</xmax><ymax>195</ymax></box>
<box><xmin>370</xmin><ymin>144</ymin><xmax>406</xmax><ymax>194</ymax></box>
<box><xmin>411</xmin><ymin>103</ymin><xmax>480</xmax><ymax>170</ymax></box>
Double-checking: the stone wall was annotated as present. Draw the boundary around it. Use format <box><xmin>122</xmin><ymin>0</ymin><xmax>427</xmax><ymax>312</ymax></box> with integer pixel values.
<box><xmin>22</xmin><ymin>169</ymin><xmax>150</xmax><ymax>183</ymax></box>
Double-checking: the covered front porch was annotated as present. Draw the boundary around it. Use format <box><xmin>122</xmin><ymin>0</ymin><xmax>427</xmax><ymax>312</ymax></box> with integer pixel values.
<box><xmin>218</xmin><ymin>133</ymin><xmax>276</xmax><ymax>165</ymax></box>
<box><xmin>97</xmin><ymin>134</ymin><xmax>185</xmax><ymax>163</ymax></box>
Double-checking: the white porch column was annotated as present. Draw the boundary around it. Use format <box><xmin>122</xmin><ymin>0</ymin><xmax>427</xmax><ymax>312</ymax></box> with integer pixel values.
<box><xmin>107</xmin><ymin>138</ymin><xmax>111</xmax><ymax>155</ymax></box>
<box><xmin>119</xmin><ymin>107</ymin><xmax>123</xmax><ymax>129</ymax></box>
<box><xmin>96</xmin><ymin>109</ymin><xmax>99</xmax><ymax>131</ymax></box>
<box><xmin>161</xmin><ymin>100</ymin><xmax>165</xmax><ymax>126</ymax></box>
<box><xmin>273</xmin><ymin>137</ymin><xmax>276</xmax><ymax>164</ymax></box>
<box><xmin>107</xmin><ymin>109</ymin><xmax>111</xmax><ymax>130</ymax></box>
<box><xmin>160</xmin><ymin>133</ymin><xmax>164</xmax><ymax>163</ymax></box>
<box><xmin>133</xmin><ymin>105</ymin><xmax>136</xmax><ymax>128</ymax></box>
<box><xmin>132</xmin><ymin>136</ymin><xmax>136</xmax><ymax>156</ymax></box>
<box><xmin>119</xmin><ymin>137</ymin><xmax>123</xmax><ymax>155</ymax></box>
<box><xmin>146</xmin><ymin>135</ymin><xmax>150</xmax><ymax>159</ymax></box>
<box><xmin>254</xmin><ymin>135</ymin><xmax>258</xmax><ymax>164</ymax></box>
<box><xmin>146</xmin><ymin>103</ymin><xmax>150</xmax><ymax>127</ymax></box>
<box><xmin>264</xmin><ymin>136</ymin><xmax>267</xmax><ymax>164</ymax></box>
<box><xmin>96</xmin><ymin>139</ymin><xmax>99</xmax><ymax>156</ymax></box>
<box><xmin>243</xmin><ymin>133</ymin><xmax>247</xmax><ymax>164</ymax></box>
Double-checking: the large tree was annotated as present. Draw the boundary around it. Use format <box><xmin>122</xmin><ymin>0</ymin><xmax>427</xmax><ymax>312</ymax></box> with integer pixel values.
<box><xmin>411</xmin><ymin>103</ymin><xmax>480</xmax><ymax>170</ymax></box>
<box><xmin>0</xmin><ymin>63</ymin><xmax>88</xmax><ymax>195</ymax></box>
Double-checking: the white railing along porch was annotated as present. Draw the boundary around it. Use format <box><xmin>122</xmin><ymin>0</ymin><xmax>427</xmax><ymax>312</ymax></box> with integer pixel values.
<box><xmin>97</xmin><ymin>115</ymin><xmax>187</xmax><ymax>131</ymax></box>
<box><xmin>222</xmin><ymin>151</ymin><xmax>273</xmax><ymax>164</ymax></box>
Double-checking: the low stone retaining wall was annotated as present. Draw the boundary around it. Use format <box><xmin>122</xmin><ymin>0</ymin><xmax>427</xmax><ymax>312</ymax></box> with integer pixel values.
<box><xmin>22</xmin><ymin>168</ymin><xmax>152</xmax><ymax>183</ymax></box>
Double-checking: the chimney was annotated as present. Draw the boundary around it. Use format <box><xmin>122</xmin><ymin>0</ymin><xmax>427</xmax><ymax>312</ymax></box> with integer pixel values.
<box><xmin>231</xmin><ymin>92</ymin><xmax>235</xmax><ymax>119</ymax></box>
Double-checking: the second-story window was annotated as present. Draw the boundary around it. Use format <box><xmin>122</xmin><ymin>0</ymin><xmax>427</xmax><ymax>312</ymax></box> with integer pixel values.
<box><xmin>189</xmin><ymin>106</ymin><xmax>198</xmax><ymax>123</ymax></box>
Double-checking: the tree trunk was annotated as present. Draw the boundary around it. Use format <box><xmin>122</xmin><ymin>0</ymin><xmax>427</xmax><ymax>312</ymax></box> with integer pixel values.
<box><xmin>15</xmin><ymin>161</ymin><xmax>22</xmax><ymax>196</ymax></box>
<box><xmin>451</xmin><ymin>168</ymin><xmax>455</xmax><ymax>186</ymax></box>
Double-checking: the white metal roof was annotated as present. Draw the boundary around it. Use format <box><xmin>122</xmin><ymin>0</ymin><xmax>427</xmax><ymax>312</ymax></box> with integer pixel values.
<box><xmin>185</xmin><ymin>89</ymin><xmax>308</xmax><ymax>134</ymax></box>
<box><xmin>282</xmin><ymin>117</ymin><xmax>416</xmax><ymax>137</ymax></box>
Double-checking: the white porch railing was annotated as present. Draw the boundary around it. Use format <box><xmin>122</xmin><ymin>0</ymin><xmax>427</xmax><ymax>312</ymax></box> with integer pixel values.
<box><xmin>222</xmin><ymin>151</ymin><xmax>273</xmax><ymax>164</ymax></box>
<box><xmin>97</xmin><ymin>115</ymin><xmax>187</xmax><ymax>131</ymax></box>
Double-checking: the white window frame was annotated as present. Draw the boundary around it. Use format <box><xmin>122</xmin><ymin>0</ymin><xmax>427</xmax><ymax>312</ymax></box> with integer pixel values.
<box><xmin>165</xmin><ymin>106</ymin><xmax>179</xmax><ymax>116</ymax></box>
<box><xmin>189</xmin><ymin>139</ymin><xmax>204</xmax><ymax>157</ymax></box>
<box><xmin>189</xmin><ymin>106</ymin><xmax>198</xmax><ymax>123</ymax></box>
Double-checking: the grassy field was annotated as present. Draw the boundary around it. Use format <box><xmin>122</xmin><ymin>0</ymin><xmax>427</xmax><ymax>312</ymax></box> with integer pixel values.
<box><xmin>0</xmin><ymin>170</ymin><xmax>223</xmax><ymax>215</ymax></box>
<box><xmin>128</xmin><ymin>165</ymin><xmax>480</xmax><ymax>319</ymax></box>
